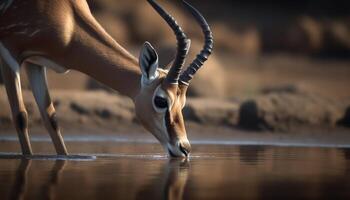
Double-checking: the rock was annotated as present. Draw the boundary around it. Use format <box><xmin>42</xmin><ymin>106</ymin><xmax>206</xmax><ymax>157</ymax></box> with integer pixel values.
<box><xmin>238</xmin><ymin>100</ymin><xmax>262</xmax><ymax>130</ymax></box>
<box><xmin>263</xmin><ymin>16</ymin><xmax>350</xmax><ymax>57</ymax></box>
<box><xmin>238</xmin><ymin>92</ymin><xmax>346</xmax><ymax>131</ymax></box>
<box><xmin>89</xmin><ymin>0</ymin><xmax>350</xmax><ymax>59</ymax></box>
<box><xmin>70</xmin><ymin>102</ymin><xmax>90</xmax><ymax>115</ymax></box>
<box><xmin>1</xmin><ymin>87</ymin><xmax>349</xmax><ymax>132</ymax></box>
<box><xmin>1</xmin><ymin>87</ymin><xmax>241</xmax><ymax>130</ymax></box>
<box><xmin>57</xmin><ymin>91</ymin><xmax>135</xmax><ymax>123</ymax></box>
<box><xmin>321</xmin><ymin>20</ymin><xmax>350</xmax><ymax>58</ymax></box>
<box><xmin>260</xmin><ymin>84</ymin><xmax>300</xmax><ymax>95</ymax></box>
<box><xmin>337</xmin><ymin>106</ymin><xmax>350</xmax><ymax>128</ymax></box>
<box><xmin>184</xmin><ymin>98</ymin><xmax>239</xmax><ymax>126</ymax></box>
<box><xmin>284</xmin><ymin>16</ymin><xmax>323</xmax><ymax>53</ymax></box>
<box><xmin>297</xmin><ymin>16</ymin><xmax>324</xmax><ymax>52</ymax></box>
<box><xmin>85</xmin><ymin>78</ymin><xmax>115</xmax><ymax>93</ymax></box>
<box><xmin>0</xmin><ymin>88</ymin><xmax>135</xmax><ymax>130</ymax></box>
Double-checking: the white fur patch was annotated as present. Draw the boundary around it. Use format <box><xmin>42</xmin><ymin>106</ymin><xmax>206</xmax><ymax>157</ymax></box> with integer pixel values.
<box><xmin>141</xmin><ymin>70</ymin><xmax>159</xmax><ymax>87</ymax></box>
<box><xmin>26</xmin><ymin>65</ymin><xmax>48</xmax><ymax>108</ymax></box>
<box><xmin>25</xmin><ymin>56</ymin><xmax>70</xmax><ymax>74</ymax></box>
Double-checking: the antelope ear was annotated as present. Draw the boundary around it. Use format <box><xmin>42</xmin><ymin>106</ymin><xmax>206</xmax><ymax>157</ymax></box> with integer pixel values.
<box><xmin>139</xmin><ymin>42</ymin><xmax>159</xmax><ymax>82</ymax></box>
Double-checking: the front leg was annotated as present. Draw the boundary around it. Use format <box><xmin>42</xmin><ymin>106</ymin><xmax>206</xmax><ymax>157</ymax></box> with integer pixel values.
<box><xmin>25</xmin><ymin>62</ymin><xmax>68</xmax><ymax>155</ymax></box>
<box><xmin>1</xmin><ymin>61</ymin><xmax>33</xmax><ymax>155</ymax></box>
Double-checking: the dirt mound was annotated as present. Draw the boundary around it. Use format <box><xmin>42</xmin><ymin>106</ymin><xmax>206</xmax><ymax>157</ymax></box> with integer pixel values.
<box><xmin>337</xmin><ymin>106</ymin><xmax>350</xmax><ymax>128</ymax></box>
<box><xmin>238</xmin><ymin>92</ymin><xmax>348</xmax><ymax>131</ymax></box>
<box><xmin>0</xmin><ymin>89</ymin><xmax>135</xmax><ymax>130</ymax></box>
<box><xmin>1</xmin><ymin>88</ymin><xmax>350</xmax><ymax>133</ymax></box>
<box><xmin>184</xmin><ymin>98</ymin><xmax>239</xmax><ymax>126</ymax></box>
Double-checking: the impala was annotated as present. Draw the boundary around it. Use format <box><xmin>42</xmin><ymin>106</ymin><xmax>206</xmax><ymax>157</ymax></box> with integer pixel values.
<box><xmin>0</xmin><ymin>0</ymin><xmax>213</xmax><ymax>157</ymax></box>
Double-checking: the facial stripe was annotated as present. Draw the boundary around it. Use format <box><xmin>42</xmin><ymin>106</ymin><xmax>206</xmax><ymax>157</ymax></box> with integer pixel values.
<box><xmin>165</xmin><ymin>110</ymin><xmax>172</xmax><ymax>140</ymax></box>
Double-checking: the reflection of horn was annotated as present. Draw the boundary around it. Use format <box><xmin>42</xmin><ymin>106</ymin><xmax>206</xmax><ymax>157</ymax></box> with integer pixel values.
<box><xmin>10</xmin><ymin>159</ymin><xmax>32</xmax><ymax>200</ymax></box>
<box><xmin>163</xmin><ymin>159</ymin><xmax>190</xmax><ymax>200</ymax></box>
<box><xmin>41</xmin><ymin>160</ymin><xmax>67</xmax><ymax>200</ymax></box>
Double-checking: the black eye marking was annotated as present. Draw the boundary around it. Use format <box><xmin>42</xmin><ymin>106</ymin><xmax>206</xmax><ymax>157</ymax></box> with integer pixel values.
<box><xmin>154</xmin><ymin>96</ymin><xmax>168</xmax><ymax>109</ymax></box>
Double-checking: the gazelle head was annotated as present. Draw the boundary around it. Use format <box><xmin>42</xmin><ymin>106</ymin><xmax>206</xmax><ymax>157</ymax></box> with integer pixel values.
<box><xmin>134</xmin><ymin>0</ymin><xmax>213</xmax><ymax>157</ymax></box>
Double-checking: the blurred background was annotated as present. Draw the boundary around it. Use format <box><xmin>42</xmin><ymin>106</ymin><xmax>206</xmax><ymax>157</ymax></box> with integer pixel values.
<box><xmin>1</xmin><ymin>0</ymin><xmax>350</xmax><ymax>132</ymax></box>
<box><xmin>1</xmin><ymin>2</ymin><xmax>350</xmax><ymax>199</ymax></box>
<box><xmin>89</xmin><ymin>0</ymin><xmax>350</xmax><ymax>100</ymax></box>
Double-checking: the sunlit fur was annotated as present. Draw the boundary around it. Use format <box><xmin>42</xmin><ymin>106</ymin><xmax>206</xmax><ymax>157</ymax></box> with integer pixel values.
<box><xmin>135</xmin><ymin>69</ymin><xmax>190</xmax><ymax>157</ymax></box>
<box><xmin>1</xmin><ymin>0</ymin><xmax>194</xmax><ymax>157</ymax></box>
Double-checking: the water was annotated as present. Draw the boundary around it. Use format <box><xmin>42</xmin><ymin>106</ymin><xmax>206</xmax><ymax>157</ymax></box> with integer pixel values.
<box><xmin>0</xmin><ymin>139</ymin><xmax>350</xmax><ymax>199</ymax></box>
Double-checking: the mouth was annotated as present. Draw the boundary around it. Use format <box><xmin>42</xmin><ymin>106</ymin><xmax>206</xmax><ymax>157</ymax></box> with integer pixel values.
<box><xmin>167</xmin><ymin>142</ymin><xmax>190</xmax><ymax>158</ymax></box>
<box><xmin>179</xmin><ymin>145</ymin><xmax>189</xmax><ymax>157</ymax></box>
<box><xmin>168</xmin><ymin>149</ymin><xmax>187</xmax><ymax>158</ymax></box>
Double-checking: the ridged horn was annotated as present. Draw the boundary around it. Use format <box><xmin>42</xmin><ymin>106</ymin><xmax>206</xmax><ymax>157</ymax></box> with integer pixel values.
<box><xmin>147</xmin><ymin>0</ymin><xmax>190</xmax><ymax>84</ymax></box>
<box><xmin>179</xmin><ymin>0</ymin><xmax>213</xmax><ymax>86</ymax></box>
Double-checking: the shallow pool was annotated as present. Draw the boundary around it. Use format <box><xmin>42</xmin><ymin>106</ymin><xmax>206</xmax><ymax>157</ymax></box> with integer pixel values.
<box><xmin>0</xmin><ymin>138</ymin><xmax>350</xmax><ymax>199</ymax></box>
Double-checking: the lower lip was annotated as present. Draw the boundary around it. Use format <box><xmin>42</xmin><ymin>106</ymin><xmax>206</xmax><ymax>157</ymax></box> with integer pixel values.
<box><xmin>168</xmin><ymin>149</ymin><xmax>188</xmax><ymax>158</ymax></box>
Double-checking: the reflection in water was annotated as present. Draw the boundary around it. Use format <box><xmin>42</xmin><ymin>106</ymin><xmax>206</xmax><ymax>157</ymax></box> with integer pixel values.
<box><xmin>238</xmin><ymin>146</ymin><xmax>265</xmax><ymax>165</ymax></box>
<box><xmin>40</xmin><ymin>160</ymin><xmax>66</xmax><ymax>200</ymax></box>
<box><xmin>341</xmin><ymin>148</ymin><xmax>350</xmax><ymax>160</ymax></box>
<box><xmin>136</xmin><ymin>159</ymin><xmax>189</xmax><ymax>200</ymax></box>
<box><xmin>259</xmin><ymin>179</ymin><xmax>310</xmax><ymax>199</ymax></box>
<box><xmin>162</xmin><ymin>159</ymin><xmax>189</xmax><ymax>200</ymax></box>
<box><xmin>1</xmin><ymin>143</ymin><xmax>350</xmax><ymax>200</ymax></box>
<box><xmin>9</xmin><ymin>159</ymin><xmax>31</xmax><ymax>200</ymax></box>
<box><xmin>9</xmin><ymin>159</ymin><xmax>66</xmax><ymax>200</ymax></box>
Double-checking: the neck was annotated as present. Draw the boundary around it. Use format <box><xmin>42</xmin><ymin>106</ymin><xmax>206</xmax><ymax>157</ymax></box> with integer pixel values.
<box><xmin>69</xmin><ymin>41</ymin><xmax>142</xmax><ymax>99</ymax></box>
<box><xmin>57</xmin><ymin>2</ymin><xmax>142</xmax><ymax>100</ymax></box>
<box><xmin>1</xmin><ymin>1</ymin><xmax>142</xmax><ymax>98</ymax></box>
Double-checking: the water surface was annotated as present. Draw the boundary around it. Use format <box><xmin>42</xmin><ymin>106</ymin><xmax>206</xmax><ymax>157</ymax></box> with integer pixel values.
<box><xmin>0</xmin><ymin>139</ymin><xmax>350</xmax><ymax>200</ymax></box>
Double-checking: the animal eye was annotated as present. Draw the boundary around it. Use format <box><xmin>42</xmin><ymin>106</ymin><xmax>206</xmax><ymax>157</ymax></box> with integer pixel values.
<box><xmin>154</xmin><ymin>96</ymin><xmax>168</xmax><ymax>109</ymax></box>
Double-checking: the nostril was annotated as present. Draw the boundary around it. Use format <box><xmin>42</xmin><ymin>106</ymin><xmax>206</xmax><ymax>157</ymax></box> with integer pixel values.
<box><xmin>179</xmin><ymin>146</ymin><xmax>188</xmax><ymax>156</ymax></box>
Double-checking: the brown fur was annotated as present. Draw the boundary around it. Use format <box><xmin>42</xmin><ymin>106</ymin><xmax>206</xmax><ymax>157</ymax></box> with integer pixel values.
<box><xmin>135</xmin><ymin>70</ymin><xmax>191</xmax><ymax>156</ymax></box>
<box><xmin>0</xmin><ymin>0</ymin><xmax>141</xmax><ymax>97</ymax></box>
<box><xmin>0</xmin><ymin>0</ymin><xmax>191</xmax><ymax>157</ymax></box>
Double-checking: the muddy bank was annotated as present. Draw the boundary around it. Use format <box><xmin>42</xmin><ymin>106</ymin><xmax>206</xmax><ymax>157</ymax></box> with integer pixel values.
<box><xmin>239</xmin><ymin>92</ymin><xmax>349</xmax><ymax>131</ymax></box>
<box><xmin>0</xmin><ymin>88</ymin><xmax>349</xmax><ymax>133</ymax></box>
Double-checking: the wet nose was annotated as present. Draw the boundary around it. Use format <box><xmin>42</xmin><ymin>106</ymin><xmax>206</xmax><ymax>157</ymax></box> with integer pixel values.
<box><xmin>179</xmin><ymin>141</ymin><xmax>191</xmax><ymax>157</ymax></box>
